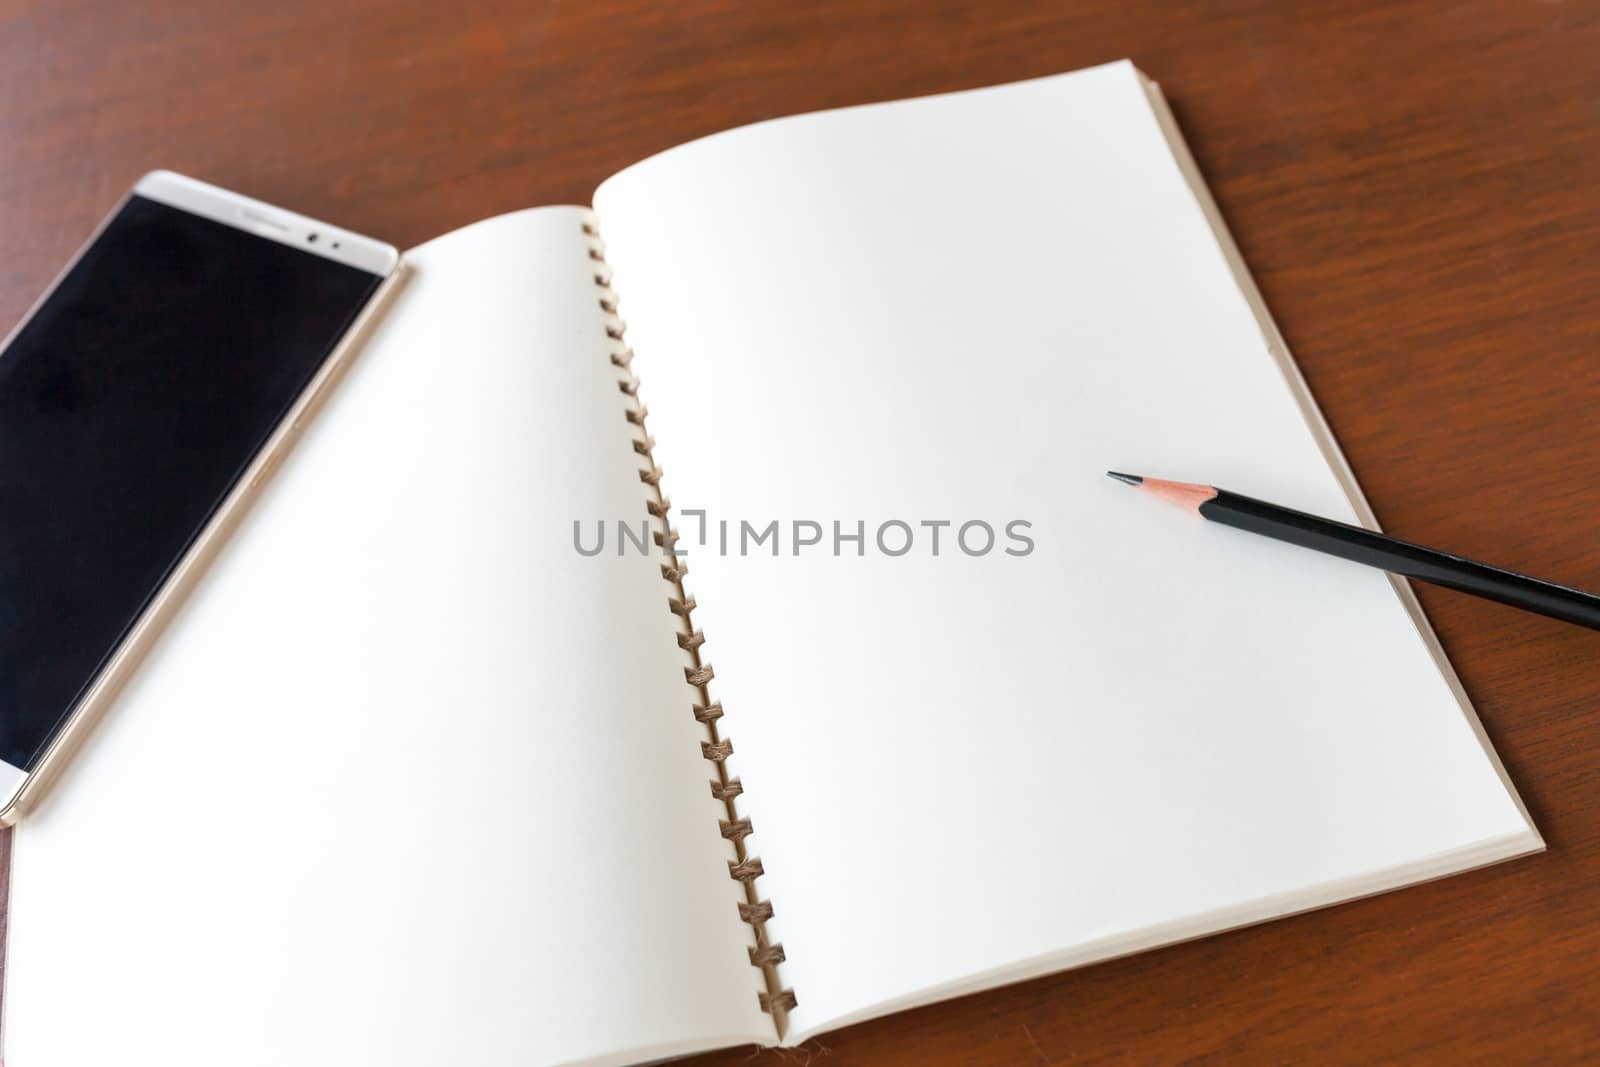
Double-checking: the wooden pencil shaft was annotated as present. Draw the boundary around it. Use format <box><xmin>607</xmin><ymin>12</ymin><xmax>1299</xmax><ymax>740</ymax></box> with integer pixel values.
<box><xmin>1200</xmin><ymin>490</ymin><xmax>1600</xmax><ymax>631</ymax></box>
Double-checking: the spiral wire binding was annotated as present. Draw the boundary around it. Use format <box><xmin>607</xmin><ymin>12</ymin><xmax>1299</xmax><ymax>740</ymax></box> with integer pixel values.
<box><xmin>583</xmin><ymin>215</ymin><xmax>797</xmax><ymax>1030</ymax></box>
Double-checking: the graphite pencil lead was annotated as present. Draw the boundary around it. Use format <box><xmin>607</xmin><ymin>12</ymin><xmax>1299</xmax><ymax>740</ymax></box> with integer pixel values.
<box><xmin>1106</xmin><ymin>471</ymin><xmax>1144</xmax><ymax>486</ymax></box>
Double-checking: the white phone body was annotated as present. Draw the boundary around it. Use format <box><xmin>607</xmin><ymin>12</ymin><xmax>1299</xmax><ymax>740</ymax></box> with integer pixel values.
<box><xmin>0</xmin><ymin>171</ymin><xmax>404</xmax><ymax>823</ymax></box>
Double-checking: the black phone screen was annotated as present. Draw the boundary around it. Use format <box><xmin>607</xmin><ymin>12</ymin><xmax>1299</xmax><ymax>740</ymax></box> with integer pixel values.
<box><xmin>0</xmin><ymin>194</ymin><xmax>386</xmax><ymax>771</ymax></box>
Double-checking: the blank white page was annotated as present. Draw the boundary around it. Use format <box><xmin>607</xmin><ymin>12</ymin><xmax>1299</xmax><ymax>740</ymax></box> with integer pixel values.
<box><xmin>593</xmin><ymin>62</ymin><xmax>1539</xmax><ymax>1039</ymax></box>
<box><xmin>4</xmin><ymin>208</ymin><xmax>772</xmax><ymax>1066</ymax></box>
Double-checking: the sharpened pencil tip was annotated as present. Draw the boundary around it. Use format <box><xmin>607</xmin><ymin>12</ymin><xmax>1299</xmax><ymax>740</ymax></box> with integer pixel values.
<box><xmin>1106</xmin><ymin>471</ymin><xmax>1144</xmax><ymax>486</ymax></box>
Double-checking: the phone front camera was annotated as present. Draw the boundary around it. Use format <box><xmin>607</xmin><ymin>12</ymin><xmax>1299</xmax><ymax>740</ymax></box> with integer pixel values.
<box><xmin>307</xmin><ymin>233</ymin><xmax>319</xmax><ymax>243</ymax></box>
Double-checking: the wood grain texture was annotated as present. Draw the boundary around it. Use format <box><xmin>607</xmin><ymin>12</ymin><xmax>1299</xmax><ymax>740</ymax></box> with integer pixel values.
<box><xmin>2</xmin><ymin>0</ymin><xmax>1598</xmax><ymax>1061</ymax></box>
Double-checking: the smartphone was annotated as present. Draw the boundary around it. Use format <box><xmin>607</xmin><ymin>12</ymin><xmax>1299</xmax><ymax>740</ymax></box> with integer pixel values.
<box><xmin>0</xmin><ymin>171</ymin><xmax>402</xmax><ymax>822</ymax></box>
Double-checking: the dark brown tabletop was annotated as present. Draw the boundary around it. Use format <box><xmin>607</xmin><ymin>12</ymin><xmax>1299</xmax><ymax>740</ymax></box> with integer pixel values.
<box><xmin>3</xmin><ymin>1</ymin><xmax>1599</xmax><ymax>1062</ymax></box>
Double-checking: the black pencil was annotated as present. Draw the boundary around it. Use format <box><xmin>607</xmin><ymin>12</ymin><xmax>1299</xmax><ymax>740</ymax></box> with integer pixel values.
<box><xmin>1106</xmin><ymin>471</ymin><xmax>1600</xmax><ymax>632</ymax></box>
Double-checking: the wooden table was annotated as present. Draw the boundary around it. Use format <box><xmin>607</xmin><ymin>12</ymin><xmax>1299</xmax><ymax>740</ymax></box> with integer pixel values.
<box><xmin>3</xmin><ymin>1</ymin><xmax>1598</xmax><ymax>1061</ymax></box>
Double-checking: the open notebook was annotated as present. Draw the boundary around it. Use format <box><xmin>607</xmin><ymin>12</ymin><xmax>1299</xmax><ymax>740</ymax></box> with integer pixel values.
<box><xmin>3</xmin><ymin>61</ymin><xmax>1539</xmax><ymax>1066</ymax></box>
